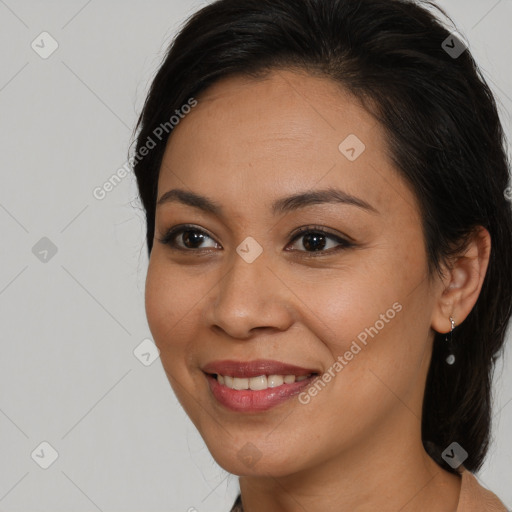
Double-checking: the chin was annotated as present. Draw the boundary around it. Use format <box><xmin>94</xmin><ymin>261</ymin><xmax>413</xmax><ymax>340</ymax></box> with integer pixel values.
<box><xmin>202</xmin><ymin>434</ymin><xmax>307</xmax><ymax>478</ymax></box>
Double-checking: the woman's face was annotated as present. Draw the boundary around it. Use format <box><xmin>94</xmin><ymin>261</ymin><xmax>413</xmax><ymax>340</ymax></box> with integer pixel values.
<box><xmin>145</xmin><ymin>69</ymin><xmax>443</xmax><ymax>477</ymax></box>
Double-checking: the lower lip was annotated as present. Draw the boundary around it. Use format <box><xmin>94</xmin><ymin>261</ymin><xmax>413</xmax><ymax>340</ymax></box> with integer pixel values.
<box><xmin>205</xmin><ymin>373</ymin><xmax>317</xmax><ymax>412</ymax></box>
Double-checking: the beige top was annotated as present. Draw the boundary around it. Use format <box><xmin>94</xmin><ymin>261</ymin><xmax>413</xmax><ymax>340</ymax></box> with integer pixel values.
<box><xmin>456</xmin><ymin>468</ymin><xmax>508</xmax><ymax>511</ymax></box>
<box><xmin>229</xmin><ymin>468</ymin><xmax>508</xmax><ymax>511</ymax></box>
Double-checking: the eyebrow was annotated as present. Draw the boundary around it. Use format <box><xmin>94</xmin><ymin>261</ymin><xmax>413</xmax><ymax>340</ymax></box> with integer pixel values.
<box><xmin>156</xmin><ymin>187</ymin><xmax>378</xmax><ymax>216</ymax></box>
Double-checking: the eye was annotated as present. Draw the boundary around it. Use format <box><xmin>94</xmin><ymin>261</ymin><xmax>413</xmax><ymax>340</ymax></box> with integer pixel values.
<box><xmin>286</xmin><ymin>226</ymin><xmax>353</xmax><ymax>255</ymax></box>
<box><xmin>157</xmin><ymin>224</ymin><xmax>353</xmax><ymax>255</ymax></box>
<box><xmin>157</xmin><ymin>224</ymin><xmax>219</xmax><ymax>251</ymax></box>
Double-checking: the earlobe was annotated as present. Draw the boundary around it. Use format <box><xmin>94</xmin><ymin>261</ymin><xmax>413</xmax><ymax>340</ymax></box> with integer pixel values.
<box><xmin>431</xmin><ymin>227</ymin><xmax>491</xmax><ymax>334</ymax></box>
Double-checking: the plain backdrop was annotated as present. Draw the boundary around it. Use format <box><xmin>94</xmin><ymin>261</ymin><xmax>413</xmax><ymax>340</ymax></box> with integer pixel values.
<box><xmin>0</xmin><ymin>1</ymin><xmax>511</xmax><ymax>511</ymax></box>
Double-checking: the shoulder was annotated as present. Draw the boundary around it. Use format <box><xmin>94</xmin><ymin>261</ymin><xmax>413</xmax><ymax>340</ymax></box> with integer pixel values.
<box><xmin>457</xmin><ymin>468</ymin><xmax>508</xmax><ymax>511</ymax></box>
<box><xmin>228</xmin><ymin>471</ymin><xmax>509</xmax><ymax>512</ymax></box>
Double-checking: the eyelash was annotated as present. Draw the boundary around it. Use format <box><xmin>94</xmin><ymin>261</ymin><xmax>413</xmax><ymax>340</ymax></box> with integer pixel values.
<box><xmin>157</xmin><ymin>224</ymin><xmax>354</xmax><ymax>256</ymax></box>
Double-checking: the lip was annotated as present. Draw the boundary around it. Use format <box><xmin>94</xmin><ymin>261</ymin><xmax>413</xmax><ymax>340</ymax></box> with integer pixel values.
<box><xmin>202</xmin><ymin>359</ymin><xmax>319</xmax><ymax>412</ymax></box>
<box><xmin>202</xmin><ymin>359</ymin><xmax>318</xmax><ymax>378</ymax></box>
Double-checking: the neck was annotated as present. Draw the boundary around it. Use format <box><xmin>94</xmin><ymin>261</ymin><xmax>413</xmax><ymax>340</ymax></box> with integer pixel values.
<box><xmin>238</xmin><ymin>413</ymin><xmax>461</xmax><ymax>512</ymax></box>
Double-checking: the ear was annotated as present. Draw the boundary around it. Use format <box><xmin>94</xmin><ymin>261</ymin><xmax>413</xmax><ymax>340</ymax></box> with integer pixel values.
<box><xmin>431</xmin><ymin>226</ymin><xmax>491</xmax><ymax>333</ymax></box>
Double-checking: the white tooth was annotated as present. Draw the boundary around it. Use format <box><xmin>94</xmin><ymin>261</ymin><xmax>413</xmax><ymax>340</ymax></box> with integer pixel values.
<box><xmin>284</xmin><ymin>375</ymin><xmax>296</xmax><ymax>384</ymax></box>
<box><xmin>224</xmin><ymin>375</ymin><xmax>234</xmax><ymax>388</ymax></box>
<box><xmin>296</xmin><ymin>375</ymin><xmax>308</xmax><ymax>381</ymax></box>
<box><xmin>267</xmin><ymin>375</ymin><xmax>284</xmax><ymax>388</ymax></box>
<box><xmin>233</xmin><ymin>377</ymin><xmax>249</xmax><ymax>390</ymax></box>
<box><xmin>217</xmin><ymin>374</ymin><xmax>225</xmax><ymax>385</ymax></box>
<box><xmin>249</xmin><ymin>375</ymin><xmax>267</xmax><ymax>390</ymax></box>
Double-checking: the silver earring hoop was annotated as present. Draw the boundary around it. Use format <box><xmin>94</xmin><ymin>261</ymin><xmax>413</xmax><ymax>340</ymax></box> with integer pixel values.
<box><xmin>445</xmin><ymin>316</ymin><xmax>456</xmax><ymax>365</ymax></box>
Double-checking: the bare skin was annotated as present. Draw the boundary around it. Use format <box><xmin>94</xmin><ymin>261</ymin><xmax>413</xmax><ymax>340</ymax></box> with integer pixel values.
<box><xmin>144</xmin><ymin>69</ymin><xmax>490</xmax><ymax>512</ymax></box>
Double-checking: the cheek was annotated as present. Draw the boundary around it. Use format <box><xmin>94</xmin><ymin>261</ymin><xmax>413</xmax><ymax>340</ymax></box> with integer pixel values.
<box><xmin>144</xmin><ymin>257</ymin><xmax>210</xmax><ymax>421</ymax></box>
<box><xmin>144</xmin><ymin>256</ymin><xmax>202</xmax><ymax>362</ymax></box>
<box><xmin>288</xmin><ymin>250</ymin><xmax>430</xmax><ymax>399</ymax></box>
<box><xmin>279</xmin><ymin>254</ymin><xmax>407</xmax><ymax>348</ymax></box>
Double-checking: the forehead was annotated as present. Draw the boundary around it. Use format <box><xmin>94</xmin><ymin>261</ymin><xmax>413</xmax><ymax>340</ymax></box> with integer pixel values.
<box><xmin>157</xmin><ymin>69</ymin><xmax>418</xmax><ymax>222</ymax></box>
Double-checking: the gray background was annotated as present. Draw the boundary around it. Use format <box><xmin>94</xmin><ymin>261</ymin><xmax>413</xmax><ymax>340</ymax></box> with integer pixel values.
<box><xmin>0</xmin><ymin>1</ymin><xmax>511</xmax><ymax>511</ymax></box>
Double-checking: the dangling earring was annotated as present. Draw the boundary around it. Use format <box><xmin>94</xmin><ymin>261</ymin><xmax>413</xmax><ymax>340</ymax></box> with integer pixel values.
<box><xmin>445</xmin><ymin>316</ymin><xmax>456</xmax><ymax>365</ymax></box>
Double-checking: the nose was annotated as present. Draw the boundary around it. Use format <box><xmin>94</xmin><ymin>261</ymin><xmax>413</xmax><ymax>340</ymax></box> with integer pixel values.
<box><xmin>205</xmin><ymin>248</ymin><xmax>295</xmax><ymax>339</ymax></box>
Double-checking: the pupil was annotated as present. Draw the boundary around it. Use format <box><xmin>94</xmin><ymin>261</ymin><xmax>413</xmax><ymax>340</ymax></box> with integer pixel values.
<box><xmin>303</xmin><ymin>233</ymin><xmax>326</xmax><ymax>251</ymax></box>
<box><xmin>184</xmin><ymin>230</ymin><xmax>204</xmax><ymax>248</ymax></box>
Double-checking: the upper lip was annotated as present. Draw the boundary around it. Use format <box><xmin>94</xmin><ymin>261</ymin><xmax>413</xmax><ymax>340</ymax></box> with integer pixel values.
<box><xmin>202</xmin><ymin>359</ymin><xmax>319</xmax><ymax>378</ymax></box>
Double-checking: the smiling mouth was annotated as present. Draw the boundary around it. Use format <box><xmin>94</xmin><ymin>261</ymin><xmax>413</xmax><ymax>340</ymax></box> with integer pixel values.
<box><xmin>204</xmin><ymin>371</ymin><xmax>319</xmax><ymax>412</ymax></box>
<box><xmin>209</xmin><ymin>373</ymin><xmax>317</xmax><ymax>390</ymax></box>
<box><xmin>202</xmin><ymin>359</ymin><xmax>320</xmax><ymax>411</ymax></box>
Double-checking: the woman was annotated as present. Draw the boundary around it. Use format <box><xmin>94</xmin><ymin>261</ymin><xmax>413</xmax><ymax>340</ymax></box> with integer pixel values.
<box><xmin>131</xmin><ymin>0</ymin><xmax>512</xmax><ymax>509</ymax></box>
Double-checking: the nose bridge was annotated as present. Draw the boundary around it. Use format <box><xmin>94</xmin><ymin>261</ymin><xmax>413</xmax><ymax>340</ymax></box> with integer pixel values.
<box><xmin>228</xmin><ymin>251</ymin><xmax>265</xmax><ymax>297</ymax></box>
<box><xmin>208</xmin><ymin>241</ymin><xmax>293</xmax><ymax>337</ymax></box>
